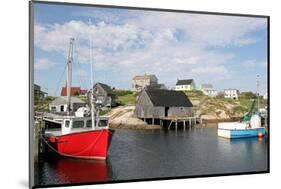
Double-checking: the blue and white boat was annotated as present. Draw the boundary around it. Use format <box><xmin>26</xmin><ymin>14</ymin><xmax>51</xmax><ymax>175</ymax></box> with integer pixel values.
<box><xmin>218</xmin><ymin>85</ymin><xmax>266</xmax><ymax>139</ymax></box>
<box><xmin>217</xmin><ymin>118</ymin><xmax>265</xmax><ymax>139</ymax></box>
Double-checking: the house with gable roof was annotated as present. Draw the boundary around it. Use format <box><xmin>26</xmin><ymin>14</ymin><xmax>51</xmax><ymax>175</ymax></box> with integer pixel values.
<box><xmin>175</xmin><ymin>79</ymin><xmax>196</xmax><ymax>91</ymax></box>
<box><xmin>135</xmin><ymin>89</ymin><xmax>193</xmax><ymax>121</ymax></box>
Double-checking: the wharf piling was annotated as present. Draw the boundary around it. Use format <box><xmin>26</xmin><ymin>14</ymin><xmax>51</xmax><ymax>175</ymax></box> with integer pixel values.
<box><xmin>34</xmin><ymin>119</ymin><xmax>46</xmax><ymax>161</ymax></box>
<box><xmin>141</xmin><ymin>116</ymin><xmax>202</xmax><ymax>131</ymax></box>
<box><xmin>166</xmin><ymin>116</ymin><xmax>200</xmax><ymax>130</ymax></box>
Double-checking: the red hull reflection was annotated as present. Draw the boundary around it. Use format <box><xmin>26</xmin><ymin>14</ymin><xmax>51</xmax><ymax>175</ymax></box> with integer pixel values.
<box><xmin>55</xmin><ymin>158</ymin><xmax>111</xmax><ymax>183</ymax></box>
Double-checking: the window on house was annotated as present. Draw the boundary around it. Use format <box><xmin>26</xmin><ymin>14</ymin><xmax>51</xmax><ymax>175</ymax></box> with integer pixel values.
<box><xmin>60</xmin><ymin>105</ymin><xmax>64</xmax><ymax>112</ymax></box>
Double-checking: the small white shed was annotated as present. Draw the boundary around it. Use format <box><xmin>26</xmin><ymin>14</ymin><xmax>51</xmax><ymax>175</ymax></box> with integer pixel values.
<box><xmin>49</xmin><ymin>96</ymin><xmax>86</xmax><ymax>112</ymax></box>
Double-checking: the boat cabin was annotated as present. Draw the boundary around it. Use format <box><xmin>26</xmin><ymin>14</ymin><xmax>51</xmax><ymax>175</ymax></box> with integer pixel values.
<box><xmin>44</xmin><ymin>116</ymin><xmax>109</xmax><ymax>136</ymax></box>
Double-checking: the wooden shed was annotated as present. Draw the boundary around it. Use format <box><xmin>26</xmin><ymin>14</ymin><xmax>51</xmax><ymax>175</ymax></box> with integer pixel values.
<box><xmin>90</xmin><ymin>82</ymin><xmax>116</xmax><ymax>107</ymax></box>
<box><xmin>135</xmin><ymin>89</ymin><xmax>193</xmax><ymax>121</ymax></box>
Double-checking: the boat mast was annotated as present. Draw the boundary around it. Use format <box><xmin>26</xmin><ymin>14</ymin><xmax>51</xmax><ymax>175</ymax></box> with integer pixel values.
<box><xmin>66</xmin><ymin>38</ymin><xmax>75</xmax><ymax>115</ymax></box>
<box><xmin>256</xmin><ymin>74</ymin><xmax>260</xmax><ymax>112</ymax></box>
<box><xmin>89</xmin><ymin>19</ymin><xmax>96</xmax><ymax>129</ymax></box>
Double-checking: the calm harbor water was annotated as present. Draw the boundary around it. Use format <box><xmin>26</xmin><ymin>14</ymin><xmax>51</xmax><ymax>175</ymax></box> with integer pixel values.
<box><xmin>35</xmin><ymin>125</ymin><xmax>268</xmax><ymax>186</ymax></box>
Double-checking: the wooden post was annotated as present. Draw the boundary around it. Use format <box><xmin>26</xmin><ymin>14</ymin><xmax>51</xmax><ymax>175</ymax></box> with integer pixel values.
<box><xmin>168</xmin><ymin>120</ymin><xmax>173</xmax><ymax>130</ymax></box>
<box><xmin>34</xmin><ymin>121</ymin><xmax>39</xmax><ymax>162</ymax></box>
<box><xmin>175</xmin><ymin>120</ymin><xmax>178</xmax><ymax>131</ymax></box>
<box><xmin>183</xmin><ymin>120</ymin><xmax>186</xmax><ymax>131</ymax></box>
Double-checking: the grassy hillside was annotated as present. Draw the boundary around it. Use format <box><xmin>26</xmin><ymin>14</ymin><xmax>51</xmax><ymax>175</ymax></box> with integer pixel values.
<box><xmin>184</xmin><ymin>91</ymin><xmax>267</xmax><ymax>118</ymax></box>
<box><xmin>113</xmin><ymin>90</ymin><xmax>139</xmax><ymax>105</ymax></box>
<box><xmin>35</xmin><ymin>90</ymin><xmax>267</xmax><ymax>120</ymax></box>
<box><xmin>112</xmin><ymin>90</ymin><xmax>267</xmax><ymax>118</ymax></box>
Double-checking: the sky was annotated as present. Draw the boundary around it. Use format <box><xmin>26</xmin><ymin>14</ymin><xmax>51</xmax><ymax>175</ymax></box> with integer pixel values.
<box><xmin>33</xmin><ymin>3</ymin><xmax>268</xmax><ymax>96</ymax></box>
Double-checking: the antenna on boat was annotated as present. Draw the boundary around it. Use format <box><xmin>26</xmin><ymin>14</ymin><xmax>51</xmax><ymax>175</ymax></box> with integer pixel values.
<box><xmin>66</xmin><ymin>38</ymin><xmax>75</xmax><ymax>115</ymax></box>
<box><xmin>256</xmin><ymin>74</ymin><xmax>260</xmax><ymax>113</ymax></box>
<box><xmin>89</xmin><ymin>18</ymin><xmax>96</xmax><ymax>129</ymax></box>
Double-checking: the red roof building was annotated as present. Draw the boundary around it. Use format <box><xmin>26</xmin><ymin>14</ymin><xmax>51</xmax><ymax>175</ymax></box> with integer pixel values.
<box><xmin>61</xmin><ymin>86</ymin><xmax>87</xmax><ymax>96</ymax></box>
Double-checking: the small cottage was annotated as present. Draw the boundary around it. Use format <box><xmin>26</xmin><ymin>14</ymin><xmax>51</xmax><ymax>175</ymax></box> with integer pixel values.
<box><xmin>34</xmin><ymin>84</ymin><xmax>47</xmax><ymax>100</ymax></box>
<box><xmin>49</xmin><ymin>96</ymin><xmax>86</xmax><ymax>112</ymax></box>
<box><xmin>175</xmin><ymin>79</ymin><xmax>195</xmax><ymax>91</ymax></box>
<box><xmin>90</xmin><ymin>82</ymin><xmax>116</xmax><ymax>107</ymax></box>
<box><xmin>135</xmin><ymin>89</ymin><xmax>193</xmax><ymax>121</ymax></box>
<box><xmin>224</xmin><ymin>89</ymin><xmax>239</xmax><ymax>100</ymax></box>
<box><xmin>200</xmin><ymin>84</ymin><xmax>218</xmax><ymax>97</ymax></box>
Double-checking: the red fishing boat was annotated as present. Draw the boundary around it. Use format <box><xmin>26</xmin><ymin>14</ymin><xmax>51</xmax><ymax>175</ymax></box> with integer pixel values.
<box><xmin>44</xmin><ymin>116</ymin><xmax>114</xmax><ymax>160</ymax></box>
<box><xmin>42</xmin><ymin>38</ymin><xmax>114</xmax><ymax>160</ymax></box>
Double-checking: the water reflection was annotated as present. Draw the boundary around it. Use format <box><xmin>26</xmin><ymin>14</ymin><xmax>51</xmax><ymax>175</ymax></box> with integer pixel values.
<box><xmin>36</xmin><ymin>126</ymin><xmax>268</xmax><ymax>186</ymax></box>
<box><xmin>36</xmin><ymin>157</ymin><xmax>112</xmax><ymax>185</ymax></box>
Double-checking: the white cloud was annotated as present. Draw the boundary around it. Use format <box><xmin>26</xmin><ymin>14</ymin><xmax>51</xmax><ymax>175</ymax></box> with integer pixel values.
<box><xmin>241</xmin><ymin>60</ymin><xmax>267</xmax><ymax>68</ymax></box>
<box><xmin>125</xmin><ymin>12</ymin><xmax>266</xmax><ymax>47</ymax></box>
<box><xmin>35</xmin><ymin>58</ymin><xmax>56</xmax><ymax>70</ymax></box>
<box><xmin>34</xmin><ymin>11</ymin><xmax>266</xmax><ymax>89</ymax></box>
<box><xmin>234</xmin><ymin>38</ymin><xmax>257</xmax><ymax>46</ymax></box>
<box><xmin>191</xmin><ymin>66</ymin><xmax>228</xmax><ymax>74</ymax></box>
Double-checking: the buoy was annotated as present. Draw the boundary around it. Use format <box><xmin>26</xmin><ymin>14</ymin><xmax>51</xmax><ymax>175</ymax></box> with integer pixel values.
<box><xmin>258</xmin><ymin>132</ymin><xmax>263</xmax><ymax>137</ymax></box>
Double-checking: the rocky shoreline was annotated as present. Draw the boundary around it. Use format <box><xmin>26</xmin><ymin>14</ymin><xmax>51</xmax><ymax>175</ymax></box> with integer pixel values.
<box><xmin>106</xmin><ymin>105</ymin><xmax>243</xmax><ymax>130</ymax></box>
<box><xmin>107</xmin><ymin>106</ymin><xmax>161</xmax><ymax>130</ymax></box>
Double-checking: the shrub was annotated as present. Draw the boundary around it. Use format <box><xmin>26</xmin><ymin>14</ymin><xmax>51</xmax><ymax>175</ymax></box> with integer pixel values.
<box><xmin>240</xmin><ymin>92</ymin><xmax>256</xmax><ymax>99</ymax></box>
<box><xmin>215</xmin><ymin>93</ymin><xmax>224</xmax><ymax>99</ymax></box>
<box><xmin>100</xmin><ymin>108</ymin><xmax>111</xmax><ymax>115</ymax></box>
<box><xmin>232</xmin><ymin>106</ymin><xmax>247</xmax><ymax>114</ymax></box>
<box><xmin>113</xmin><ymin>90</ymin><xmax>133</xmax><ymax>96</ymax></box>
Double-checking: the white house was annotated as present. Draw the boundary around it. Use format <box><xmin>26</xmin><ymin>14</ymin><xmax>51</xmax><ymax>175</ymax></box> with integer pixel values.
<box><xmin>175</xmin><ymin>79</ymin><xmax>195</xmax><ymax>91</ymax></box>
<box><xmin>224</xmin><ymin>89</ymin><xmax>239</xmax><ymax>100</ymax></box>
<box><xmin>200</xmin><ymin>84</ymin><xmax>218</xmax><ymax>97</ymax></box>
<box><xmin>49</xmin><ymin>96</ymin><xmax>86</xmax><ymax>113</ymax></box>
